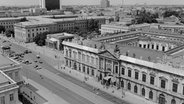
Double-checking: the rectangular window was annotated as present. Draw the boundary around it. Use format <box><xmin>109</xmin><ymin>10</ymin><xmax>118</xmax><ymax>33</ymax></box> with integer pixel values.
<box><xmin>150</xmin><ymin>76</ymin><xmax>155</xmax><ymax>85</ymax></box>
<box><xmin>142</xmin><ymin>74</ymin><xmax>146</xmax><ymax>82</ymax></box>
<box><xmin>87</xmin><ymin>55</ymin><xmax>90</xmax><ymax>63</ymax></box>
<box><xmin>135</xmin><ymin>71</ymin><xmax>139</xmax><ymax>80</ymax></box>
<box><xmin>115</xmin><ymin>66</ymin><xmax>118</xmax><ymax>74</ymax></box>
<box><xmin>152</xmin><ymin>44</ymin><xmax>154</xmax><ymax>49</ymax></box>
<box><xmin>128</xmin><ymin>70</ymin><xmax>131</xmax><ymax>77</ymax></box>
<box><xmin>161</xmin><ymin>80</ymin><xmax>166</xmax><ymax>89</ymax></box>
<box><xmin>91</xmin><ymin>57</ymin><xmax>94</xmax><ymax>64</ymax></box>
<box><xmin>82</xmin><ymin>54</ymin><xmax>85</xmax><ymax>62</ymax></box>
<box><xmin>78</xmin><ymin>52</ymin><xmax>81</xmax><ymax>61</ymax></box>
<box><xmin>156</xmin><ymin>45</ymin><xmax>159</xmax><ymax>50</ymax></box>
<box><xmin>10</xmin><ymin>94</ymin><xmax>14</xmax><ymax>101</ymax></box>
<box><xmin>69</xmin><ymin>50</ymin><xmax>72</xmax><ymax>58</ymax></box>
<box><xmin>0</xmin><ymin>96</ymin><xmax>5</xmax><ymax>104</ymax></box>
<box><xmin>66</xmin><ymin>50</ymin><xmax>68</xmax><ymax>57</ymax></box>
<box><xmin>121</xmin><ymin>68</ymin><xmax>125</xmax><ymax>75</ymax></box>
<box><xmin>172</xmin><ymin>83</ymin><xmax>178</xmax><ymax>92</ymax></box>
<box><xmin>96</xmin><ymin>58</ymin><xmax>98</xmax><ymax>66</ymax></box>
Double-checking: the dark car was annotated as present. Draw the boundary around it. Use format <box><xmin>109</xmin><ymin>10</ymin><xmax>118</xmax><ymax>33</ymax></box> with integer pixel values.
<box><xmin>24</xmin><ymin>50</ymin><xmax>32</xmax><ymax>54</ymax></box>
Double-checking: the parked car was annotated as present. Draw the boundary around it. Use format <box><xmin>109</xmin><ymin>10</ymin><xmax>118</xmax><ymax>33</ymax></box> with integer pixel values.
<box><xmin>24</xmin><ymin>50</ymin><xmax>32</xmax><ymax>54</ymax></box>
<box><xmin>36</xmin><ymin>55</ymin><xmax>40</xmax><ymax>59</ymax></box>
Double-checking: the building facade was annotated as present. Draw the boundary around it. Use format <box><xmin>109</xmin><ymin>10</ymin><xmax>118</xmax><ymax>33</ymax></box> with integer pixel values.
<box><xmin>46</xmin><ymin>32</ymin><xmax>74</xmax><ymax>50</ymax></box>
<box><xmin>0</xmin><ymin>18</ymin><xmax>21</xmax><ymax>32</ymax></box>
<box><xmin>0</xmin><ymin>71</ymin><xmax>21</xmax><ymax>104</ymax></box>
<box><xmin>0</xmin><ymin>54</ymin><xmax>22</xmax><ymax>104</ymax></box>
<box><xmin>63</xmin><ymin>40</ymin><xmax>99</xmax><ymax>78</ymax></box>
<box><xmin>63</xmin><ymin>29</ymin><xmax>184</xmax><ymax>104</ymax></box>
<box><xmin>14</xmin><ymin>16</ymin><xmax>107</xmax><ymax>43</ymax></box>
<box><xmin>40</xmin><ymin>0</ymin><xmax>61</xmax><ymax>10</ymax></box>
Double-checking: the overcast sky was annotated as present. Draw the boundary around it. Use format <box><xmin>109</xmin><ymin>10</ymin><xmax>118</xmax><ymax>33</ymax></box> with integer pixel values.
<box><xmin>0</xmin><ymin>0</ymin><xmax>184</xmax><ymax>6</ymax></box>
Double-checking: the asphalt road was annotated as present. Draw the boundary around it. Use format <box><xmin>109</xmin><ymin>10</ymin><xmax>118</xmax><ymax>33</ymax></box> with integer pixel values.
<box><xmin>0</xmin><ymin>37</ymin><xmax>129</xmax><ymax>104</ymax></box>
<box><xmin>0</xmin><ymin>39</ymin><xmax>95</xmax><ymax>104</ymax></box>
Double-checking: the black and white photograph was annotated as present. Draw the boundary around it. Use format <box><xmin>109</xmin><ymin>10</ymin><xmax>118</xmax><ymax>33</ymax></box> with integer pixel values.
<box><xmin>0</xmin><ymin>0</ymin><xmax>183</xmax><ymax>104</ymax></box>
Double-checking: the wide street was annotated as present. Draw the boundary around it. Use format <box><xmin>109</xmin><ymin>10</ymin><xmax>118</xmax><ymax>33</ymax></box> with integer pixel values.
<box><xmin>0</xmin><ymin>37</ymin><xmax>129</xmax><ymax>104</ymax></box>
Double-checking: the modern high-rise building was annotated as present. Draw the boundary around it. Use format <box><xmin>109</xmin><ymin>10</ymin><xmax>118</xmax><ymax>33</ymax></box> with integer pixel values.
<box><xmin>40</xmin><ymin>0</ymin><xmax>62</xmax><ymax>10</ymax></box>
<box><xmin>101</xmin><ymin>0</ymin><xmax>110</xmax><ymax>8</ymax></box>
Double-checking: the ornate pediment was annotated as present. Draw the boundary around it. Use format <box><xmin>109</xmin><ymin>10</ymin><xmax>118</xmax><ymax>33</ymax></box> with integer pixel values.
<box><xmin>159</xmin><ymin>76</ymin><xmax>168</xmax><ymax>81</ymax></box>
<box><xmin>170</xmin><ymin>75</ymin><xmax>179</xmax><ymax>83</ymax></box>
<box><xmin>149</xmin><ymin>71</ymin><xmax>156</xmax><ymax>77</ymax></box>
<box><xmin>99</xmin><ymin>50</ymin><xmax>118</xmax><ymax>60</ymax></box>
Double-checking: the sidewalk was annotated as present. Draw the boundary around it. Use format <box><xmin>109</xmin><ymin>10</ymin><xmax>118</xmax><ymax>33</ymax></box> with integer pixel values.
<box><xmin>23</xmin><ymin>77</ymin><xmax>70</xmax><ymax>104</ymax></box>
<box><xmin>56</xmin><ymin>65</ymin><xmax>156</xmax><ymax>104</ymax></box>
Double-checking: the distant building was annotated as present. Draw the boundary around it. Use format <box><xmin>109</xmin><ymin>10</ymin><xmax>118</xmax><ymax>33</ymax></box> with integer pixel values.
<box><xmin>40</xmin><ymin>0</ymin><xmax>62</xmax><ymax>10</ymax></box>
<box><xmin>100</xmin><ymin>23</ymin><xmax>150</xmax><ymax>34</ymax></box>
<box><xmin>101</xmin><ymin>0</ymin><xmax>110</xmax><ymax>8</ymax></box>
<box><xmin>14</xmin><ymin>15</ymin><xmax>107</xmax><ymax>42</ymax></box>
<box><xmin>0</xmin><ymin>17</ymin><xmax>21</xmax><ymax>31</ymax></box>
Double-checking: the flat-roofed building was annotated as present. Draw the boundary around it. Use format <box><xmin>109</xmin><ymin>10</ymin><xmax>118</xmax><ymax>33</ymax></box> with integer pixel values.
<box><xmin>0</xmin><ymin>71</ymin><xmax>21</xmax><ymax>104</ymax></box>
<box><xmin>0</xmin><ymin>54</ymin><xmax>22</xmax><ymax>104</ymax></box>
<box><xmin>14</xmin><ymin>15</ymin><xmax>107</xmax><ymax>43</ymax></box>
<box><xmin>14</xmin><ymin>21</ymin><xmax>56</xmax><ymax>42</ymax></box>
<box><xmin>0</xmin><ymin>54</ymin><xmax>22</xmax><ymax>83</ymax></box>
<box><xmin>0</xmin><ymin>17</ymin><xmax>21</xmax><ymax>32</ymax></box>
<box><xmin>100</xmin><ymin>23</ymin><xmax>150</xmax><ymax>35</ymax></box>
<box><xmin>46</xmin><ymin>32</ymin><xmax>74</xmax><ymax>50</ymax></box>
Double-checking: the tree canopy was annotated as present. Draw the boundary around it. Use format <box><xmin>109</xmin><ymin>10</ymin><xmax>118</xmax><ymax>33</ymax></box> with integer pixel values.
<box><xmin>162</xmin><ymin>10</ymin><xmax>180</xmax><ymax>18</ymax></box>
<box><xmin>5</xmin><ymin>30</ymin><xmax>14</xmax><ymax>37</ymax></box>
<box><xmin>0</xmin><ymin>25</ymin><xmax>5</xmax><ymax>33</ymax></box>
<box><xmin>131</xmin><ymin>11</ymin><xmax>158</xmax><ymax>24</ymax></box>
<box><xmin>20</xmin><ymin>17</ymin><xmax>28</xmax><ymax>22</ymax></box>
<box><xmin>33</xmin><ymin>32</ymin><xmax>48</xmax><ymax>46</ymax></box>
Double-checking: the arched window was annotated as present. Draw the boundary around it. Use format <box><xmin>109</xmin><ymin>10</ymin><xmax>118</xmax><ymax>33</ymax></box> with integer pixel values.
<box><xmin>171</xmin><ymin>99</ymin><xmax>176</xmax><ymax>104</ymax></box>
<box><xmin>128</xmin><ymin>83</ymin><xmax>131</xmax><ymax>90</ymax></box>
<box><xmin>149</xmin><ymin>91</ymin><xmax>153</xmax><ymax>100</ymax></box>
<box><xmin>134</xmin><ymin>85</ymin><xmax>138</xmax><ymax>93</ymax></box>
<box><xmin>142</xmin><ymin>88</ymin><xmax>145</xmax><ymax>96</ymax></box>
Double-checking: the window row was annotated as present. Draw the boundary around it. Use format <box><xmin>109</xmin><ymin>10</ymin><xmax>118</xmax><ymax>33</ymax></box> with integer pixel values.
<box><xmin>0</xmin><ymin>93</ymin><xmax>14</xmax><ymax>104</ymax></box>
<box><xmin>122</xmin><ymin>68</ymin><xmax>183</xmax><ymax>94</ymax></box>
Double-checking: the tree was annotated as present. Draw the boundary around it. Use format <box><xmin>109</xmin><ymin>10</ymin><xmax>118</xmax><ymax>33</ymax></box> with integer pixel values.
<box><xmin>131</xmin><ymin>11</ymin><xmax>158</xmax><ymax>24</ymax></box>
<box><xmin>5</xmin><ymin>30</ymin><xmax>14</xmax><ymax>37</ymax></box>
<box><xmin>20</xmin><ymin>17</ymin><xmax>28</xmax><ymax>22</ymax></box>
<box><xmin>33</xmin><ymin>32</ymin><xmax>48</xmax><ymax>46</ymax></box>
<box><xmin>0</xmin><ymin>25</ymin><xmax>5</xmax><ymax>33</ymax></box>
<box><xmin>162</xmin><ymin>10</ymin><xmax>180</xmax><ymax>18</ymax></box>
